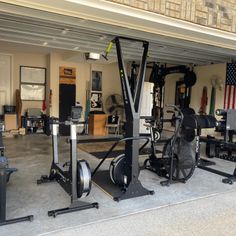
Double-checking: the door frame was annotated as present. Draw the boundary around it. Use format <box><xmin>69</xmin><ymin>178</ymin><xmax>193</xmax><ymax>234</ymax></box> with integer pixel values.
<box><xmin>0</xmin><ymin>53</ymin><xmax>14</xmax><ymax>105</ymax></box>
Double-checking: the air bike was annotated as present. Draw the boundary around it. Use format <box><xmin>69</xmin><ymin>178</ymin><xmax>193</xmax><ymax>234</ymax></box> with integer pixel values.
<box><xmin>143</xmin><ymin>105</ymin><xmax>196</xmax><ymax>186</ymax></box>
<box><xmin>92</xmin><ymin>36</ymin><xmax>154</xmax><ymax>201</ymax></box>
<box><xmin>37</xmin><ymin>106</ymin><xmax>98</xmax><ymax>217</ymax></box>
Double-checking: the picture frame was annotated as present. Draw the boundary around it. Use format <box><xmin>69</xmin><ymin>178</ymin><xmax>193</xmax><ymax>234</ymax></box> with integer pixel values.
<box><xmin>20</xmin><ymin>66</ymin><xmax>46</xmax><ymax>101</ymax></box>
<box><xmin>90</xmin><ymin>92</ymin><xmax>103</xmax><ymax>111</ymax></box>
<box><xmin>20</xmin><ymin>66</ymin><xmax>46</xmax><ymax>84</ymax></box>
<box><xmin>91</xmin><ymin>71</ymin><xmax>102</xmax><ymax>92</ymax></box>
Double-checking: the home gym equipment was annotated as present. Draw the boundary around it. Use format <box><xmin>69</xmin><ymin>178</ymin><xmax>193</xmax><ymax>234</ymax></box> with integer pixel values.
<box><xmin>0</xmin><ymin>124</ymin><xmax>33</xmax><ymax>226</ymax></box>
<box><xmin>149</xmin><ymin>64</ymin><xmax>197</xmax><ymax>132</ymax></box>
<box><xmin>199</xmin><ymin>109</ymin><xmax>236</xmax><ymax>184</ymax></box>
<box><xmin>37</xmin><ymin>106</ymin><xmax>98</xmax><ymax>217</ymax></box>
<box><xmin>92</xmin><ymin>36</ymin><xmax>154</xmax><ymax>201</ymax></box>
<box><xmin>143</xmin><ymin>105</ymin><xmax>196</xmax><ymax>185</ymax></box>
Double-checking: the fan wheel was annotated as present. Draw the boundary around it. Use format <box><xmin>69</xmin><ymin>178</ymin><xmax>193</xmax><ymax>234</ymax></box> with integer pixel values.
<box><xmin>162</xmin><ymin>137</ymin><xmax>195</xmax><ymax>182</ymax></box>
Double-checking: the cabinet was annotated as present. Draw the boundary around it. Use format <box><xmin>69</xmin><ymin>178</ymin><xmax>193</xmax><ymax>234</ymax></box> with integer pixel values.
<box><xmin>88</xmin><ymin>114</ymin><xmax>108</xmax><ymax>136</ymax></box>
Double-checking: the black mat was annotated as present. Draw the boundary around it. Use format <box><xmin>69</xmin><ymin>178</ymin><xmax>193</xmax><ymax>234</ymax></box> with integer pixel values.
<box><xmin>77</xmin><ymin>137</ymin><xmax>122</xmax><ymax>144</ymax></box>
<box><xmin>199</xmin><ymin>158</ymin><xmax>216</xmax><ymax>167</ymax></box>
<box><xmin>89</xmin><ymin>148</ymin><xmax>163</xmax><ymax>159</ymax></box>
<box><xmin>92</xmin><ymin>170</ymin><xmax>152</xmax><ymax>200</ymax></box>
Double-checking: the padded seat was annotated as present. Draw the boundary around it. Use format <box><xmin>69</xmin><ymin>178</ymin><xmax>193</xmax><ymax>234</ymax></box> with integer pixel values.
<box><xmin>183</xmin><ymin>114</ymin><xmax>216</xmax><ymax>129</ymax></box>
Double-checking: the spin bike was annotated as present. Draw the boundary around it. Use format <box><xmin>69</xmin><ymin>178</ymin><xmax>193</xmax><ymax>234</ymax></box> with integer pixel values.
<box><xmin>38</xmin><ymin>106</ymin><xmax>98</xmax><ymax>217</ymax></box>
<box><xmin>144</xmin><ymin>105</ymin><xmax>196</xmax><ymax>186</ymax></box>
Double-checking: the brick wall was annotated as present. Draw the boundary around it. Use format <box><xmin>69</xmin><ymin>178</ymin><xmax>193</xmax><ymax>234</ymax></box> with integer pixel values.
<box><xmin>105</xmin><ymin>0</ymin><xmax>236</xmax><ymax>33</ymax></box>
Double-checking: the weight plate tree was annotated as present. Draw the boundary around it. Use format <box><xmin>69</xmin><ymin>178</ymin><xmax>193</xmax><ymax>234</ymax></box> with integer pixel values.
<box><xmin>92</xmin><ymin>36</ymin><xmax>154</xmax><ymax>201</ymax></box>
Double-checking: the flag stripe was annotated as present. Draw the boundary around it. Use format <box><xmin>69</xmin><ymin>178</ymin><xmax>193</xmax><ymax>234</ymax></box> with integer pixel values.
<box><xmin>224</xmin><ymin>63</ymin><xmax>236</xmax><ymax>109</ymax></box>
<box><xmin>224</xmin><ymin>84</ymin><xmax>227</xmax><ymax>109</ymax></box>
<box><xmin>233</xmin><ymin>86</ymin><xmax>236</xmax><ymax>109</ymax></box>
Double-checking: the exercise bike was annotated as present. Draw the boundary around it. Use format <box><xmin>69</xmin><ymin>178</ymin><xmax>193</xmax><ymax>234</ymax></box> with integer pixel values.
<box><xmin>144</xmin><ymin>105</ymin><xmax>196</xmax><ymax>186</ymax></box>
<box><xmin>37</xmin><ymin>106</ymin><xmax>98</xmax><ymax>217</ymax></box>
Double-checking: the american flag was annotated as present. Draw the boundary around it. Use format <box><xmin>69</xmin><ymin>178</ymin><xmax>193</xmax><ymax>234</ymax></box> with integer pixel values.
<box><xmin>224</xmin><ymin>63</ymin><xmax>236</xmax><ymax>109</ymax></box>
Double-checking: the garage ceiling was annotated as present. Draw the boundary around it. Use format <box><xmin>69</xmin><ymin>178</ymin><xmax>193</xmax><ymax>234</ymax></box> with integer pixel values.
<box><xmin>1</xmin><ymin>2</ymin><xmax>236</xmax><ymax>65</ymax></box>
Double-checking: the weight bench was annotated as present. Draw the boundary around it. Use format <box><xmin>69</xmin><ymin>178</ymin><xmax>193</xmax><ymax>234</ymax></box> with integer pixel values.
<box><xmin>182</xmin><ymin>113</ymin><xmax>236</xmax><ymax>184</ymax></box>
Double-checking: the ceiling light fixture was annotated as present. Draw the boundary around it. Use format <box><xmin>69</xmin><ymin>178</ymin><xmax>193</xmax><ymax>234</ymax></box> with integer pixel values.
<box><xmin>43</xmin><ymin>42</ymin><xmax>48</xmax><ymax>46</ymax></box>
<box><xmin>73</xmin><ymin>46</ymin><xmax>79</xmax><ymax>50</ymax></box>
<box><xmin>85</xmin><ymin>52</ymin><xmax>100</xmax><ymax>60</ymax></box>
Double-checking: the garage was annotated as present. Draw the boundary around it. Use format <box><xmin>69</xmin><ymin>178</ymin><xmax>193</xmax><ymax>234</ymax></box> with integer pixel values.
<box><xmin>0</xmin><ymin>1</ymin><xmax>236</xmax><ymax>235</ymax></box>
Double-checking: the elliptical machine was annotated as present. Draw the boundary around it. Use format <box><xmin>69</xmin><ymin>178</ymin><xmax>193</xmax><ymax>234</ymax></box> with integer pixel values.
<box><xmin>144</xmin><ymin>105</ymin><xmax>196</xmax><ymax>186</ymax></box>
<box><xmin>38</xmin><ymin>106</ymin><xmax>98</xmax><ymax>217</ymax></box>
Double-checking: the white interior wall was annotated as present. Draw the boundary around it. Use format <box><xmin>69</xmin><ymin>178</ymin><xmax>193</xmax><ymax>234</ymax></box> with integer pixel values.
<box><xmin>48</xmin><ymin>53</ymin><xmax>122</xmax><ymax>117</ymax></box>
<box><xmin>192</xmin><ymin>63</ymin><xmax>226</xmax><ymax>113</ymax></box>
<box><xmin>12</xmin><ymin>52</ymin><xmax>47</xmax><ymax>114</ymax></box>
<box><xmin>0</xmin><ymin>49</ymin><xmax>122</xmax><ymax>117</ymax></box>
<box><xmin>163</xmin><ymin>63</ymin><xmax>226</xmax><ymax>114</ymax></box>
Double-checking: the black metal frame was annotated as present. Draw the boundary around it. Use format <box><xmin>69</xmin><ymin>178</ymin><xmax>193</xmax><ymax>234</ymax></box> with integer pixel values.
<box><xmin>195</xmin><ymin>109</ymin><xmax>236</xmax><ymax>184</ymax></box>
<box><xmin>149</xmin><ymin>64</ymin><xmax>195</xmax><ymax>132</ymax></box>
<box><xmin>37</xmin><ymin>122</ymin><xmax>98</xmax><ymax>217</ymax></box>
<box><xmin>198</xmin><ymin>136</ymin><xmax>236</xmax><ymax>184</ymax></box>
<box><xmin>0</xmin><ymin>125</ymin><xmax>33</xmax><ymax>226</ymax></box>
<box><xmin>92</xmin><ymin>36</ymin><xmax>154</xmax><ymax>201</ymax></box>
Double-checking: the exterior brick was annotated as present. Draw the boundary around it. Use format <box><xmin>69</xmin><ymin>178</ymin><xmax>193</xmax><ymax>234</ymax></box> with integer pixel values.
<box><xmin>105</xmin><ymin>0</ymin><xmax>236</xmax><ymax>33</ymax></box>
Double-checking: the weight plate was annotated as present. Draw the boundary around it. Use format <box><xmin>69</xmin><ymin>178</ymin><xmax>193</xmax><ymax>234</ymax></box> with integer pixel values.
<box><xmin>184</xmin><ymin>71</ymin><xmax>197</xmax><ymax>87</ymax></box>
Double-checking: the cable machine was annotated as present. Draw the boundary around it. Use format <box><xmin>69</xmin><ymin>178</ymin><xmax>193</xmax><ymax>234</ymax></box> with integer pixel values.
<box><xmin>149</xmin><ymin>64</ymin><xmax>197</xmax><ymax>132</ymax></box>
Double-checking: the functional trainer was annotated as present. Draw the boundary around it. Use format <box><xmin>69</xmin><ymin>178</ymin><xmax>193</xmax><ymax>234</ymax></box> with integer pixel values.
<box><xmin>149</xmin><ymin>64</ymin><xmax>197</xmax><ymax>133</ymax></box>
<box><xmin>93</xmin><ymin>36</ymin><xmax>154</xmax><ymax>201</ymax></box>
<box><xmin>37</xmin><ymin>106</ymin><xmax>98</xmax><ymax>217</ymax></box>
<box><xmin>0</xmin><ymin>123</ymin><xmax>33</xmax><ymax>226</ymax></box>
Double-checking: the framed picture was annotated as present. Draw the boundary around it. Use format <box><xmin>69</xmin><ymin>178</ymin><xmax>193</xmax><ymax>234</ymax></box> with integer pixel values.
<box><xmin>20</xmin><ymin>66</ymin><xmax>46</xmax><ymax>84</ymax></box>
<box><xmin>20</xmin><ymin>84</ymin><xmax>45</xmax><ymax>101</ymax></box>
<box><xmin>91</xmin><ymin>71</ymin><xmax>102</xmax><ymax>91</ymax></box>
<box><xmin>20</xmin><ymin>66</ymin><xmax>46</xmax><ymax>101</ymax></box>
<box><xmin>59</xmin><ymin>66</ymin><xmax>76</xmax><ymax>79</ymax></box>
<box><xmin>90</xmin><ymin>92</ymin><xmax>103</xmax><ymax>110</ymax></box>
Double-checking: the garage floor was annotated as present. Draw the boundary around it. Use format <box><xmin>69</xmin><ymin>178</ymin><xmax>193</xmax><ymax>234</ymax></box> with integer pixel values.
<box><xmin>1</xmin><ymin>134</ymin><xmax>236</xmax><ymax>236</ymax></box>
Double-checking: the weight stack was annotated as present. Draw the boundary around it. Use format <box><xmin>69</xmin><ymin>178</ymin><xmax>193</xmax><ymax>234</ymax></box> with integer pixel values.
<box><xmin>205</xmin><ymin>135</ymin><xmax>216</xmax><ymax>158</ymax></box>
